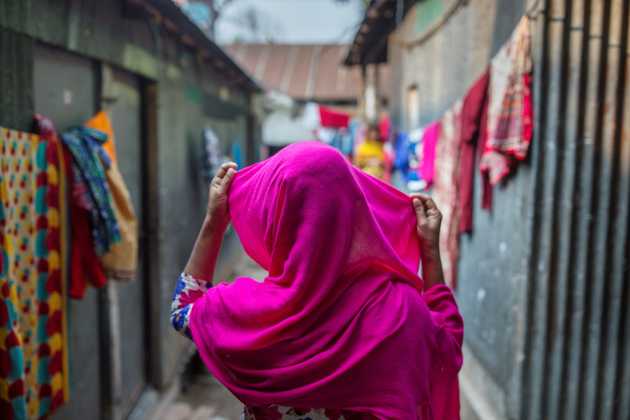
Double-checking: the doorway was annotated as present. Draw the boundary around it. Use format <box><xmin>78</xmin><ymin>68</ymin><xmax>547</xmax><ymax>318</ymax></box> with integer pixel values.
<box><xmin>34</xmin><ymin>44</ymin><xmax>152</xmax><ymax>420</ymax></box>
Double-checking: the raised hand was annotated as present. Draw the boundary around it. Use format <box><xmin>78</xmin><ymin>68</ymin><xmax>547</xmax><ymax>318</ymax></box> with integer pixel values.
<box><xmin>411</xmin><ymin>194</ymin><xmax>442</xmax><ymax>257</ymax></box>
<box><xmin>410</xmin><ymin>193</ymin><xmax>445</xmax><ymax>288</ymax></box>
<box><xmin>207</xmin><ymin>162</ymin><xmax>237</xmax><ymax>231</ymax></box>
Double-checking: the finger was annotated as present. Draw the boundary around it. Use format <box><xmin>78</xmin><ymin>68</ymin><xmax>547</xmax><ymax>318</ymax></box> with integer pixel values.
<box><xmin>215</xmin><ymin>162</ymin><xmax>237</xmax><ymax>179</ymax></box>
<box><xmin>413</xmin><ymin>197</ymin><xmax>426</xmax><ymax>218</ymax></box>
<box><xmin>423</xmin><ymin>197</ymin><xmax>438</xmax><ymax>211</ymax></box>
<box><xmin>220</xmin><ymin>167</ymin><xmax>236</xmax><ymax>189</ymax></box>
<box><xmin>411</xmin><ymin>193</ymin><xmax>439</xmax><ymax>211</ymax></box>
<box><xmin>217</xmin><ymin>162</ymin><xmax>237</xmax><ymax>178</ymax></box>
<box><xmin>215</xmin><ymin>165</ymin><xmax>228</xmax><ymax>179</ymax></box>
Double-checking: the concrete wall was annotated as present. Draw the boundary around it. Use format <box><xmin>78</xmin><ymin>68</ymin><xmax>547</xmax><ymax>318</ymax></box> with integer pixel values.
<box><xmin>390</xmin><ymin>0</ymin><xmax>523</xmax><ymax>129</ymax></box>
<box><xmin>0</xmin><ymin>1</ymin><xmax>256</xmax><ymax>419</ymax></box>
<box><xmin>154</xmin><ymin>54</ymin><xmax>249</xmax><ymax>393</ymax></box>
<box><xmin>389</xmin><ymin>0</ymin><xmax>630</xmax><ymax>419</ymax></box>
<box><xmin>390</xmin><ymin>2</ymin><xmax>528</xmax><ymax>416</ymax></box>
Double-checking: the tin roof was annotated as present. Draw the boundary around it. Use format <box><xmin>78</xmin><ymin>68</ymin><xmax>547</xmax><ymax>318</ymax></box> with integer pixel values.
<box><xmin>226</xmin><ymin>43</ymin><xmax>388</xmax><ymax>103</ymax></box>
<box><xmin>129</xmin><ymin>0</ymin><xmax>261</xmax><ymax>92</ymax></box>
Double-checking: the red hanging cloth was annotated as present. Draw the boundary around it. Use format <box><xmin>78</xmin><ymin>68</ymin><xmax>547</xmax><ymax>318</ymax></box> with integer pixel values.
<box><xmin>318</xmin><ymin>105</ymin><xmax>350</xmax><ymax>129</ymax></box>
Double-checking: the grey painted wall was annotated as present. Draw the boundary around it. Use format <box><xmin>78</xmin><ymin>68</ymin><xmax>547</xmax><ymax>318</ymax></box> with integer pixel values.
<box><xmin>389</xmin><ymin>0</ymin><xmax>630</xmax><ymax>419</ymax></box>
<box><xmin>155</xmin><ymin>65</ymin><xmax>248</xmax><ymax>391</ymax></box>
<box><xmin>32</xmin><ymin>44</ymin><xmax>104</xmax><ymax>420</ymax></box>
<box><xmin>0</xmin><ymin>1</ymin><xmax>256</xmax><ymax>419</ymax></box>
<box><xmin>389</xmin><ymin>0</ymin><xmax>528</xmax><ymax>393</ymax></box>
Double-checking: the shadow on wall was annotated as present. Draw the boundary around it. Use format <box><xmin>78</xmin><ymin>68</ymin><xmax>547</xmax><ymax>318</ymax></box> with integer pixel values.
<box><xmin>187</xmin><ymin>129</ymin><xmax>204</xmax><ymax>210</ymax></box>
<box><xmin>489</xmin><ymin>0</ymin><xmax>527</xmax><ymax>58</ymax></box>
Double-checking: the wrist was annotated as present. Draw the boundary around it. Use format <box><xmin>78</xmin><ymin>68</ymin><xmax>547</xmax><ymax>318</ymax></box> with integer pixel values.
<box><xmin>420</xmin><ymin>244</ymin><xmax>441</xmax><ymax>262</ymax></box>
<box><xmin>202</xmin><ymin>213</ymin><xmax>228</xmax><ymax>234</ymax></box>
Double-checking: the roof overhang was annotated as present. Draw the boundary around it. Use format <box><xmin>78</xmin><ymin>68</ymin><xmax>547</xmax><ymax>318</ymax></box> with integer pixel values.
<box><xmin>126</xmin><ymin>0</ymin><xmax>262</xmax><ymax>93</ymax></box>
<box><xmin>344</xmin><ymin>0</ymin><xmax>415</xmax><ymax>66</ymax></box>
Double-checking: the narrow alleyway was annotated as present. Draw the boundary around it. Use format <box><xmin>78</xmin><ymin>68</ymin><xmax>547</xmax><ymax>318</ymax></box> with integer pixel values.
<box><xmin>155</xmin><ymin>256</ymin><xmax>267</xmax><ymax>420</ymax></box>
<box><xmin>2</xmin><ymin>1</ymin><xmax>629</xmax><ymax>419</ymax></box>
<box><xmin>154</xmin><ymin>371</ymin><xmax>242</xmax><ymax>420</ymax></box>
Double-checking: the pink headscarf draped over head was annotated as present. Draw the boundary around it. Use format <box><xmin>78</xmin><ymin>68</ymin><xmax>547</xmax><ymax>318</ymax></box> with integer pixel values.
<box><xmin>190</xmin><ymin>142</ymin><xmax>442</xmax><ymax>418</ymax></box>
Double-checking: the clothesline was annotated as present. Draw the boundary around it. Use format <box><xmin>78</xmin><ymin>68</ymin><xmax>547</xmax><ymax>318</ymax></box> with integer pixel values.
<box><xmin>394</xmin><ymin>0</ymin><xmax>544</xmax><ymax>51</ymax></box>
<box><xmin>392</xmin><ymin>0</ymin><xmax>467</xmax><ymax>50</ymax></box>
<box><xmin>392</xmin><ymin>15</ymin><xmax>533</xmax><ymax>288</ymax></box>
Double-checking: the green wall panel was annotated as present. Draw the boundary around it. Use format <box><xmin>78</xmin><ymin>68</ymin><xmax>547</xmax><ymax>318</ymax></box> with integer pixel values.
<box><xmin>415</xmin><ymin>0</ymin><xmax>445</xmax><ymax>34</ymax></box>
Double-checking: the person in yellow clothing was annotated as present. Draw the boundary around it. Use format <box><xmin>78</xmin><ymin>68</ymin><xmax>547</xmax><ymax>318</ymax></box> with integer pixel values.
<box><xmin>354</xmin><ymin>124</ymin><xmax>387</xmax><ymax>180</ymax></box>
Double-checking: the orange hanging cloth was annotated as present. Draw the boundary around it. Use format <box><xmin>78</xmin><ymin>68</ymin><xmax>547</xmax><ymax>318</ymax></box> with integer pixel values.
<box><xmin>85</xmin><ymin>111</ymin><xmax>138</xmax><ymax>280</ymax></box>
<box><xmin>85</xmin><ymin>111</ymin><xmax>117</xmax><ymax>163</ymax></box>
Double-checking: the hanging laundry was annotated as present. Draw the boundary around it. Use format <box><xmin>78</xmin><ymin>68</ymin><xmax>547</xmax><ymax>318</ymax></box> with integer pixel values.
<box><xmin>85</xmin><ymin>111</ymin><xmax>117</xmax><ymax>163</ymax></box>
<box><xmin>418</xmin><ymin>121</ymin><xmax>441</xmax><ymax>186</ymax></box>
<box><xmin>321</xmin><ymin>125</ymin><xmax>356</xmax><ymax>161</ymax></box>
<box><xmin>406</xmin><ymin>128</ymin><xmax>426</xmax><ymax>192</ymax></box>
<box><xmin>382</xmin><ymin>139</ymin><xmax>394</xmax><ymax>184</ymax></box>
<box><xmin>65</xmin><ymin>150</ymin><xmax>108</xmax><ymax>298</ymax></box>
<box><xmin>339</xmin><ymin>129</ymin><xmax>354</xmax><ymax>158</ymax></box>
<box><xmin>432</xmin><ymin>102</ymin><xmax>464</xmax><ymax>288</ymax></box>
<box><xmin>347</xmin><ymin>119</ymin><xmax>362</xmax><ymax>158</ymax></box>
<box><xmin>99</xmin><ymin>164</ymin><xmax>137</xmax><ymax>280</ymax></box>
<box><xmin>481</xmin><ymin>17</ymin><xmax>533</xmax><ymax>207</ymax></box>
<box><xmin>0</xmin><ymin>126</ymin><xmax>70</xmax><ymax>419</ymax></box>
<box><xmin>37</xmin><ymin>116</ymin><xmax>107</xmax><ymax>300</ymax></box>
<box><xmin>231</xmin><ymin>142</ymin><xmax>243</xmax><ymax>169</ymax></box>
<box><xmin>318</xmin><ymin>106</ymin><xmax>350</xmax><ymax>129</ymax></box>
<box><xmin>61</xmin><ymin>127</ymin><xmax>120</xmax><ymax>256</ymax></box>
<box><xmin>378</xmin><ymin>112</ymin><xmax>391</xmax><ymax>142</ymax></box>
<box><xmin>316</xmin><ymin>127</ymin><xmax>332</xmax><ymax>143</ymax></box>
<box><xmin>85</xmin><ymin>112</ymin><xmax>138</xmax><ymax>281</ymax></box>
<box><xmin>201</xmin><ymin>128</ymin><xmax>224</xmax><ymax>182</ymax></box>
<box><xmin>328</xmin><ymin>130</ymin><xmax>344</xmax><ymax>154</ymax></box>
<box><xmin>458</xmin><ymin>70</ymin><xmax>490</xmax><ymax>233</ymax></box>
<box><xmin>393</xmin><ymin>131</ymin><xmax>410</xmax><ymax>177</ymax></box>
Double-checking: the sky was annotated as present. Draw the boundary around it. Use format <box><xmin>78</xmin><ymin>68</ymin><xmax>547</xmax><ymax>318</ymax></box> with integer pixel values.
<box><xmin>215</xmin><ymin>0</ymin><xmax>365</xmax><ymax>44</ymax></box>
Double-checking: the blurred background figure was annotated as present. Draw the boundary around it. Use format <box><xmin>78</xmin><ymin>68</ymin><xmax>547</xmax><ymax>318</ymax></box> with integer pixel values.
<box><xmin>354</xmin><ymin>124</ymin><xmax>387</xmax><ymax>180</ymax></box>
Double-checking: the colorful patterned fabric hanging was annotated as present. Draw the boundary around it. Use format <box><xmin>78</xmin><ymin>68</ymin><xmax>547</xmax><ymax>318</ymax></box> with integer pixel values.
<box><xmin>480</xmin><ymin>17</ymin><xmax>533</xmax><ymax>191</ymax></box>
<box><xmin>85</xmin><ymin>112</ymin><xmax>138</xmax><ymax>281</ymax></box>
<box><xmin>433</xmin><ymin>101</ymin><xmax>464</xmax><ymax>288</ymax></box>
<box><xmin>61</xmin><ymin>126</ymin><xmax>120</xmax><ymax>257</ymax></box>
<box><xmin>0</xmin><ymin>127</ymin><xmax>69</xmax><ymax>419</ymax></box>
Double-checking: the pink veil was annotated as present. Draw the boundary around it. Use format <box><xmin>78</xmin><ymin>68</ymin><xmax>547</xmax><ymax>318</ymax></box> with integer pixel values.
<box><xmin>190</xmin><ymin>142</ymin><xmax>439</xmax><ymax>418</ymax></box>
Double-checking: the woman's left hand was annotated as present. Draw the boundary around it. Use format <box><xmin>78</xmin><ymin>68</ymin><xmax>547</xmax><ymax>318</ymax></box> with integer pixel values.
<box><xmin>410</xmin><ymin>193</ymin><xmax>442</xmax><ymax>259</ymax></box>
<box><xmin>206</xmin><ymin>162</ymin><xmax>237</xmax><ymax>230</ymax></box>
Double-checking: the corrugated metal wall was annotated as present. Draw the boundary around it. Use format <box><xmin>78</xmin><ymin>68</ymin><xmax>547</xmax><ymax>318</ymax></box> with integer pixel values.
<box><xmin>0</xmin><ymin>26</ymin><xmax>33</xmax><ymax>131</ymax></box>
<box><xmin>388</xmin><ymin>0</ymin><xmax>628</xmax><ymax>417</ymax></box>
<box><xmin>520</xmin><ymin>1</ymin><xmax>630</xmax><ymax>419</ymax></box>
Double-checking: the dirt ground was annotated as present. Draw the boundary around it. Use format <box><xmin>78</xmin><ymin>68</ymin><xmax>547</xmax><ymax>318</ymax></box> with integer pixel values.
<box><xmin>164</xmin><ymin>356</ymin><xmax>244</xmax><ymax>420</ymax></box>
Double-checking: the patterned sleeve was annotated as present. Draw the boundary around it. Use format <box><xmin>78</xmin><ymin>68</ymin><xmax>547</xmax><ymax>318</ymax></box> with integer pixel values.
<box><xmin>170</xmin><ymin>273</ymin><xmax>211</xmax><ymax>339</ymax></box>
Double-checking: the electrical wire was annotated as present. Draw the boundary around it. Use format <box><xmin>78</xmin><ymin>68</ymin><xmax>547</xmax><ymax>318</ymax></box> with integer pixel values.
<box><xmin>393</xmin><ymin>0</ymin><xmax>467</xmax><ymax>50</ymax></box>
<box><xmin>393</xmin><ymin>0</ymin><xmax>545</xmax><ymax>51</ymax></box>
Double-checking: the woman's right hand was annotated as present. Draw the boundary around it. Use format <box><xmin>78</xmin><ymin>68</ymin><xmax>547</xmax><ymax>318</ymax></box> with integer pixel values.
<box><xmin>206</xmin><ymin>162</ymin><xmax>237</xmax><ymax>231</ymax></box>
<box><xmin>184</xmin><ymin>162</ymin><xmax>237</xmax><ymax>280</ymax></box>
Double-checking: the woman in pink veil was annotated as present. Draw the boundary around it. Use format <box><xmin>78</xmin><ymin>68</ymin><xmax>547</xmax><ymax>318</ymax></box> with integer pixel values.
<box><xmin>170</xmin><ymin>142</ymin><xmax>463</xmax><ymax>419</ymax></box>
